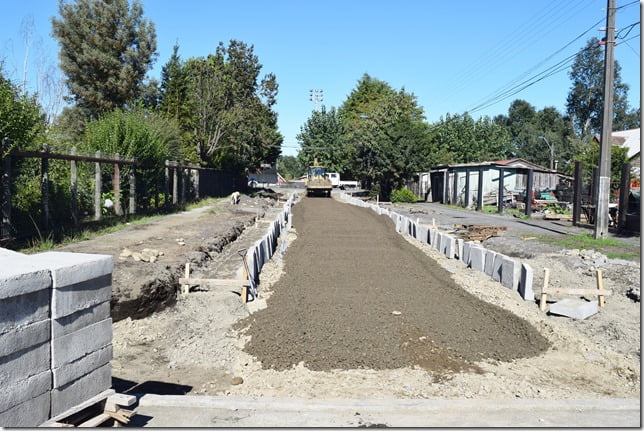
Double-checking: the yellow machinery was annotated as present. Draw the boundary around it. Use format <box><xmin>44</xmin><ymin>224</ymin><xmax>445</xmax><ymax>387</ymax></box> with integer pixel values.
<box><xmin>305</xmin><ymin>158</ymin><xmax>332</xmax><ymax>197</ymax></box>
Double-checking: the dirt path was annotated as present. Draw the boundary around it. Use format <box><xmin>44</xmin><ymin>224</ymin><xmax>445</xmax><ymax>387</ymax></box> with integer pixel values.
<box><xmin>239</xmin><ymin>197</ymin><xmax>550</xmax><ymax>373</ymax></box>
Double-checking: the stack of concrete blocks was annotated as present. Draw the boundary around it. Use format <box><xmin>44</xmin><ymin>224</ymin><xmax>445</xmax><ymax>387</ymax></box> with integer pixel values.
<box><xmin>0</xmin><ymin>253</ymin><xmax>53</xmax><ymax>427</ymax></box>
<box><xmin>28</xmin><ymin>251</ymin><xmax>113</xmax><ymax>417</ymax></box>
<box><xmin>245</xmin><ymin>192</ymin><xmax>295</xmax><ymax>301</ymax></box>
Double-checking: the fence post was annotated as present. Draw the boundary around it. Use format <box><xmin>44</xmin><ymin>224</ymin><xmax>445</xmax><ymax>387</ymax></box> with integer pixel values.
<box><xmin>172</xmin><ymin>163</ymin><xmax>178</xmax><ymax>205</ymax></box>
<box><xmin>525</xmin><ymin>169</ymin><xmax>534</xmax><ymax>217</ymax></box>
<box><xmin>41</xmin><ymin>146</ymin><xmax>50</xmax><ymax>231</ymax></box>
<box><xmin>1</xmin><ymin>138</ymin><xmax>12</xmax><ymax>238</ymax></box>
<box><xmin>95</xmin><ymin>151</ymin><xmax>102</xmax><ymax>221</ymax></box>
<box><xmin>497</xmin><ymin>168</ymin><xmax>505</xmax><ymax>214</ymax></box>
<box><xmin>180</xmin><ymin>167</ymin><xmax>186</xmax><ymax>204</ymax></box>
<box><xmin>155</xmin><ymin>172</ymin><xmax>160</xmax><ymax>209</ymax></box>
<box><xmin>194</xmin><ymin>168</ymin><xmax>200</xmax><ymax>201</ymax></box>
<box><xmin>464</xmin><ymin>169</ymin><xmax>470</xmax><ymax>208</ymax></box>
<box><xmin>452</xmin><ymin>170</ymin><xmax>458</xmax><ymax>205</ymax></box>
<box><xmin>164</xmin><ymin>160</ymin><xmax>170</xmax><ymax>209</ymax></box>
<box><xmin>114</xmin><ymin>153</ymin><xmax>122</xmax><ymax>216</ymax></box>
<box><xmin>572</xmin><ymin>161</ymin><xmax>582</xmax><ymax>226</ymax></box>
<box><xmin>618</xmin><ymin>163</ymin><xmax>630</xmax><ymax>231</ymax></box>
<box><xmin>70</xmin><ymin>147</ymin><xmax>78</xmax><ymax>225</ymax></box>
<box><xmin>129</xmin><ymin>168</ymin><xmax>136</xmax><ymax>215</ymax></box>
<box><xmin>476</xmin><ymin>168</ymin><xmax>484</xmax><ymax>211</ymax></box>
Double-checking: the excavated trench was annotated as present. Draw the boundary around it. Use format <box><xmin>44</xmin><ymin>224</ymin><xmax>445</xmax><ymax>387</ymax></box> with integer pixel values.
<box><xmin>239</xmin><ymin>197</ymin><xmax>551</xmax><ymax>374</ymax></box>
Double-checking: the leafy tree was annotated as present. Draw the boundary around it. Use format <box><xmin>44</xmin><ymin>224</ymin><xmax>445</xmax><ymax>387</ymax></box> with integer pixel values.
<box><xmin>0</xmin><ymin>68</ymin><xmax>44</xmax><ymax>150</ymax></box>
<box><xmin>277</xmin><ymin>155</ymin><xmax>303</xmax><ymax>180</ymax></box>
<box><xmin>566</xmin><ymin>37</ymin><xmax>638</xmax><ymax>139</ymax></box>
<box><xmin>339</xmin><ymin>74</ymin><xmax>430</xmax><ymax>199</ymax></box>
<box><xmin>51</xmin><ymin>0</ymin><xmax>157</xmax><ymax>119</ymax></box>
<box><xmin>430</xmin><ymin>113</ymin><xmax>511</xmax><ymax>164</ymax></box>
<box><xmin>495</xmin><ymin>100</ymin><xmax>576</xmax><ymax>172</ymax></box>
<box><xmin>159</xmin><ymin>44</ymin><xmax>190</xmax><ymax>124</ymax></box>
<box><xmin>575</xmin><ymin>140</ymin><xmax>628</xmax><ymax>195</ymax></box>
<box><xmin>183</xmin><ymin>40</ymin><xmax>282</xmax><ymax>171</ymax></box>
<box><xmin>297</xmin><ymin>106</ymin><xmax>347</xmax><ymax>173</ymax></box>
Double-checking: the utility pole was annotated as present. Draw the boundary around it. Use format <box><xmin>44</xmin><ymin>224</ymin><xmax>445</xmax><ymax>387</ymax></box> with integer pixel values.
<box><xmin>594</xmin><ymin>0</ymin><xmax>616</xmax><ymax>239</ymax></box>
<box><xmin>309</xmin><ymin>89</ymin><xmax>323</xmax><ymax>111</ymax></box>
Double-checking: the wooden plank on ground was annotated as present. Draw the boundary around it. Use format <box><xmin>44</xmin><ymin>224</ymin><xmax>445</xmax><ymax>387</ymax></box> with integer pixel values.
<box><xmin>78</xmin><ymin>413</ymin><xmax>111</xmax><ymax>428</ymax></box>
<box><xmin>541</xmin><ymin>287</ymin><xmax>612</xmax><ymax>296</ymax></box>
<box><xmin>178</xmin><ymin>278</ymin><xmax>251</xmax><ymax>287</ymax></box>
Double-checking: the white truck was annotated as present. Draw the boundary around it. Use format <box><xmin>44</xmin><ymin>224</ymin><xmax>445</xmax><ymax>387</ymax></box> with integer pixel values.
<box><xmin>327</xmin><ymin>172</ymin><xmax>360</xmax><ymax>189</ymax></box>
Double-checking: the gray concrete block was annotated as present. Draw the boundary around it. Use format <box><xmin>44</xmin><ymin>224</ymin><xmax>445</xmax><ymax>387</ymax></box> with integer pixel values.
<box><xmin>52</xmin><ymin>301</ymin><xmax>110</xmax><ymax>338</ymax></box>
<box><xmin>519</xmin><ymin>263</ymin><xmax>535</xmax><ymax>301</ymax></box>
<box><xmin>456</xmin><ymin>239</ymin><xmax>464</xmax><ymax>260</ymax></box>
<box><xmin>53</xmin><ymin>344</ymin><xmax>112</xmax><ymax>388</ymax></box>
<box><xmin>492</xmin><ymin>253</ymin><xmax>504</xmax><ymax>282</ymax></box>
<box><xmin>29</xmin><ymin>251</ymin><xmax>112</xmax><ymax>287</ymax></box>
<box><xmin>0</xmin><ymin>369</ymin><xmax>51</xmax><ymax>413</ymax></box>
<box><xmin>442</xmin><ymin>234</ymin><xmax>455</xmax><ymax>259</ymax></box>
<box><xmin>433</xmin><ymin>232</ymin><xmax>442</xmax><ymax>251</ymax></box>
<box><xmin>501</xmin><ymin>256</ymin><xmax>520</xmax><ymax>291</ymax></box>
<box><xmin>417</xmin><ymin>225</ymin><xmax>428</xmax><ymax>243</ymax></box>
<box><xmin>462</xmin><ymin>241</ymin><xmax>474</xmax><ymax>265</ymax></box>
<box><xmin>0</xmin><ymin>257</ymin><xmax>51</xmax><ymax>300</ymax></box>
<box><xmin>549</xmin><ymin>298</ymin><xmax>599</xmax><ymax>320</ymax></box>
<box><xmin>0</xmin><ymin>288</ymin><xmax>50</xmax><ymax>335</ymax></box>
<box><xmin>0</xmin><ymin>341</ymin><xmax>50</xmax><ymax>386</ymax></box>
<box><xmin>51</xmin><ymin>363</ymin><xmax>112</xmax><ymax>417</ymax></box>
<box><xmin>52</xmin><ymin>318</ymin><xmax>112</xmax><ymax>368</ymax></box>
<box><xmin>484</xmin><ymin>251</ymin><xmax>497</xmax><ymax>277</ymax></box>
<box><xmin>50</xmin><ymin>273</ymin><xmax>112</xmax><ymax>319</ymax></box>
<box><xmin>0</xmin><ymin>390</ymin><xmax>50</xmax><ymax>427</ymax></box>
<box><xmin>0</xmin><ymin>319</ymin><xmax>50</xmax><ymax>358</ymax></box>
<box><xmin>469</xmin><ymin>247</ymin><xmax>485</xmax><ymax>272</ymax></box>
<box><xmin>0</xmin><ymin>247</ymin><xmax>26</xmax><ymax>258</ymax></box>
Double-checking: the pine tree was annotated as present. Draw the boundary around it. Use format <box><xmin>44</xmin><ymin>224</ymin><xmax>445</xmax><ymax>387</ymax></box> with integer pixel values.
<box><xmin>51</xmin><ymin>0</ymin><xmax>157</xmax><ymax>119</ymax></box>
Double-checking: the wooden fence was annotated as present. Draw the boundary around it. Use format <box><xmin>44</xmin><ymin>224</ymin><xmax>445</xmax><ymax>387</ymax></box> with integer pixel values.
<box><xmin>1</xmin><ymin>137</ymin><xmax>241</xmax><ymax>240</ymax></box>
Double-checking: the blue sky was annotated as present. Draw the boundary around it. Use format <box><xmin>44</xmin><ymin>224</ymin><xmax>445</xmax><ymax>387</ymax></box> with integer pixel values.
<box><xmin>1</xmin><ymin>0</ymin><xmax>641</xmax><ymax>156</ymax></box>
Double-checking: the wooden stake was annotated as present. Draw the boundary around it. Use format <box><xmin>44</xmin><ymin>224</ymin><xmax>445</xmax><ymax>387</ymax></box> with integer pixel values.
<box><xmin>183</xmin><ymin>263</ymin><xmax>190</xmax><ymax>294</ymax></box>
<box><xmin>432</xmin><ymin>218</ymin><xmax>436</xmax><ymax>228</ymax></box>
<box><xmin>540</xmin><ymin>268</ymin><xmax>550</xmax><ymax>312</ymax></box>
<box><xmin>596</xmin><ymin>269</ymin><xmax>605</xmax><ymax>307</ymax></box>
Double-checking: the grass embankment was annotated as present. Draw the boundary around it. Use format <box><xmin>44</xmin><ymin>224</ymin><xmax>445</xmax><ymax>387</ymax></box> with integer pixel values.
<box><xmin>19</xmin><ymin>197</ymin><xmax>225</xmax><ymax>253</ymax></box>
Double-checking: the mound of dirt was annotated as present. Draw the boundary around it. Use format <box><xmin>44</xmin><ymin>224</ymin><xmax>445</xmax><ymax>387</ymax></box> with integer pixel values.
<box><xmin>238</xmin><ymin>198</ymin><xmax>550</xmax><ymax>374</ymax></box>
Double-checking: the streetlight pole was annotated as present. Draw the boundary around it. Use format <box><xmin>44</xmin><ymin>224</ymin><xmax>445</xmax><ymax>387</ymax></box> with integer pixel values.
<box><xmin>309</xmin><ymin>89</ymin><xmax>323</xmax><ymax>112</ymax></box>
<box><xmin>538</xmin><ymin>136</ymin><xmax>554</xmax><ymax>170</ymax></box>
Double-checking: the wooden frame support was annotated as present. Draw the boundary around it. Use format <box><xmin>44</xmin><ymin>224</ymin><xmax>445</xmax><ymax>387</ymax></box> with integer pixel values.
<box><xmin>540</xmin><ymin>267</ymin><xmax>610</xmax><ymax>312</ymax></box>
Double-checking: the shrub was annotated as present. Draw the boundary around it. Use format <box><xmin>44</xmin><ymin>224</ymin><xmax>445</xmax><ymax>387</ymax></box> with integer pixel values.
<box><xmin>390</xmin><ymin>187</ymin><xmax>417</xmax><ymax>203</ymax></box>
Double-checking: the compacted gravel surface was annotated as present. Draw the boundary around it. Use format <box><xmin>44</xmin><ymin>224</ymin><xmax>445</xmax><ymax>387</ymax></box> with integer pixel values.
<box><xmin>239</xmin><ymin>197</ymin><xmax>550</xmax><ymax>373</ymax></box>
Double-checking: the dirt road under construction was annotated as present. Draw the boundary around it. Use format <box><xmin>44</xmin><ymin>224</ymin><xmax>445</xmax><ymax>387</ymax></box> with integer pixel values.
<box><xmin>240</xmin><ymin>197</ymin><xmax>549</xmax><ymax>373</ymax></box>
<box><xmin>101</xmin><ymin>190</ymin><xmax>638</xmax><ymax>426</ymax></box>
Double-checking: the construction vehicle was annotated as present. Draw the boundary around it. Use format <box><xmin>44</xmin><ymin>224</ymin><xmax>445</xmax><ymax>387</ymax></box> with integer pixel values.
<box><xmin>306</xmin><ymin>158</ymin><xmax>332</xmax><ymax>197</ymax></box>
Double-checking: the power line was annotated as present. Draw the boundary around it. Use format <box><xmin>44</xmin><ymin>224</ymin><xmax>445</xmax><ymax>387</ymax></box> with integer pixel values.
<box><xmin>466</xmin><ymin>16</ymin><xmax>605</xmax><ymax>113</ymax></box>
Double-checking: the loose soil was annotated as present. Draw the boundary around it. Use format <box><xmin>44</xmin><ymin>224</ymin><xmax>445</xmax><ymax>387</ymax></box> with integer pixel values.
<box><xmin>45</xmin><ymin>189</ymin><xmax>638</xmax><ymax>401</ymax></box>
<box><xmin>238</xmin><ymin>198</ymin><xmax>550</xmax><ymax>374</ymax></box>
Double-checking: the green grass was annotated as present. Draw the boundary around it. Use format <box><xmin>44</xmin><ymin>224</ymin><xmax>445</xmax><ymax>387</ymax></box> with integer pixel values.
<box><xmin>536</xmin><ymin>233</ymin><xmax>640</xmax><ymax>261</ymax></box>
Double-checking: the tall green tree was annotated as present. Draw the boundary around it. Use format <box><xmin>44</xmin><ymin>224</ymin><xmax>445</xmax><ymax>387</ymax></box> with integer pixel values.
<box><xmin>495</xmin><ymin>100</ymin><xmax>576</xmax><ymax>172</ymax></box>
<box><xmin>566</xmin><ymin>37</ymin><xmax>638</xmax><ymax>139</ymax></box>
<box><xmin>277</xmin><ymin>155</ymin><xmax>303</xmax><ymax>180</ymax></box>
<box><xmin>339</xmin><ymin>74</ymin><xmax>430</xmax><ymax>199</ymax></box>
<box><xmin>51</xmin><ymin>0</ymin><xmax>157</xmax><ymax>119</ymax></box>
<box><xmin>183</xmin><ymin>40</ymin><xmax>282</xmax><ymax>171</ymax></box>
<box><xmin>430</xmin><ymin>113</ymin><xmax>511</xmax><ymax>164</ymax></box>
<box><xmin>297</xmin><ymin>106</ymin><xmax>346</xmax><ymax>173</ymax></box>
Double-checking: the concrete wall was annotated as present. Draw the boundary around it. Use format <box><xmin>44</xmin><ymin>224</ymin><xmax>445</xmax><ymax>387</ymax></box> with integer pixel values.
<box><xmin>0</xmin><ymin>250</ymin><xmax>113</xmax><ymax>427</ymax></box>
